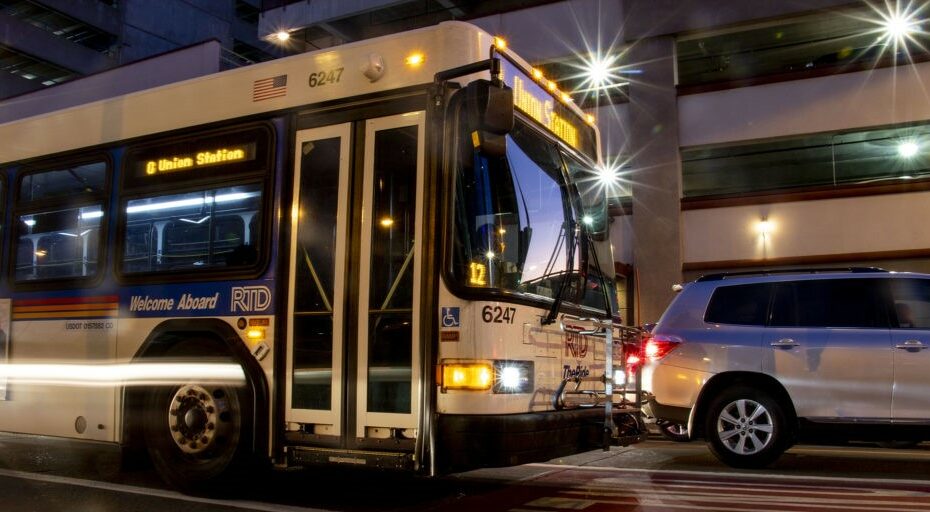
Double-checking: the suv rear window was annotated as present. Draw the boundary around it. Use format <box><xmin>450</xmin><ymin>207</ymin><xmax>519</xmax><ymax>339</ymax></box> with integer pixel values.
<box><xmin>704</xmin><ymin>283</ymin><xmax>772</xmax><ymax>325</ymax></box>
<box><xmin>770</xmin><ymin>278</ymin><xmax>887</xmax><ymax>328</ymax></box>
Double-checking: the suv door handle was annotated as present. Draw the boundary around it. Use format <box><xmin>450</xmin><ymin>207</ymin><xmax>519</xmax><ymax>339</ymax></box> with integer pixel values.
<box><xmin>895</xmin><ymin>340</ymin><xmax>929</xmax><ymax>350</ymax></box>
<box><xmin>770</xmin><ymin>338</ymin><xmax>799</xmax><ymax>348</ymax></box>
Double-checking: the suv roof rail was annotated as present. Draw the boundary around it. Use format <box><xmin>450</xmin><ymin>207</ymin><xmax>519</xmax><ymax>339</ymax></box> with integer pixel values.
<box><xmin>695</xmin><ymin>266</ymin><xmax>889</xmax><ymax>282</ymax></box>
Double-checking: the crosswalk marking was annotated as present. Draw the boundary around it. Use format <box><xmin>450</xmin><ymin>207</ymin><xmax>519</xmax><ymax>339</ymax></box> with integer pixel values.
<box><xmin>494</xmin><ymin>464</ymin><xmax>930</xmax><ymax>511</ymax></box>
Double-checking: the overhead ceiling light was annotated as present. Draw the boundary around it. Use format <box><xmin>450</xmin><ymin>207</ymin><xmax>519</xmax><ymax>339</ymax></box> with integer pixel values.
<box><xmin>884</xmin><ymin>12</ymin><xmax>919</xmax><ymax>42</ymax></box>
<box><xmin>597</xmin><ymin>164</ymin><xmax>619</xmax><ymax>185</ymax></box>
<box><xmin>586</xmin><ymin>56</ymin><xmax>612</xmax><ymax>88</ymax></box>
<box><xmin>756</xmin><ymin>219</ymin><xmax>774</xmax><ymax>236</ymax></box>
<box><xmin>899</xmin><ymin>141</ymin><xmax>919</xmax><ymax>158</ymax></box>
<box><xmin>273</xmin><ymin>31</ymin><xmax>290</xmax><ymax>43</ymax></box>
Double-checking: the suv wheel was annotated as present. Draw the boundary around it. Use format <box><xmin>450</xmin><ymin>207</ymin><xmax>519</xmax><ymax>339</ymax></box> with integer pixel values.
<box><xmin>705</xmin><ymin>386</ymin><xmax>788</xmax><ymax>468</ymax></box>
<box><xmin>656</xmin><ymin>420</ymin><xmax>690</xmax><ymax>442</ymax></box>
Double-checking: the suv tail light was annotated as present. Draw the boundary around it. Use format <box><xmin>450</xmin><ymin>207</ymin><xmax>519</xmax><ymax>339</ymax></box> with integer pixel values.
<box><xmin>643</xmin><ymin>334</ymin><xmax>682</xmax><ymax>361</ymax></box>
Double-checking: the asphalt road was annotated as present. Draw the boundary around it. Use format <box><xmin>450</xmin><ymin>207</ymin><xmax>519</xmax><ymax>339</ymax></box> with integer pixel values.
<box><xmin>2</xmin><ymin>434</ymin><xmax>930</xmax><ymax>511</ymax></box>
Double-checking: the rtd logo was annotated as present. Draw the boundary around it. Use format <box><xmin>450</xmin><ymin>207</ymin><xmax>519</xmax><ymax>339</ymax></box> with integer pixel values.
<box><xmin>231</xmin><ymin>286</ymin><xmax>272</xmax><ymax>313</ymax></box>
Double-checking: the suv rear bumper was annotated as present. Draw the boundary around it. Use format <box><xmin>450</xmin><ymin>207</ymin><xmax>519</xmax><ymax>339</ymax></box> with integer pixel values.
<box><xmin>643</xmin><ymin>395</ymin><xmax>691</xmax><ymax>424</ymax></box>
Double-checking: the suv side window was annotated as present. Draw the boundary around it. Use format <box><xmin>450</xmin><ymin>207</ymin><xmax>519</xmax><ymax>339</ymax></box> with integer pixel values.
<box><xmin>704</xmin><ymin>283</ymin><xmax>771</xmax><ymax>325</ymax></box>
<box><xmin>890</xmin><ymin>278</ymin><xmax>930</xmax><ymax>329</ymax></box>
<box><xmin>771</xmin><ymin>278</ymin><xmax>887</xmax><ymax>328</ymax></box>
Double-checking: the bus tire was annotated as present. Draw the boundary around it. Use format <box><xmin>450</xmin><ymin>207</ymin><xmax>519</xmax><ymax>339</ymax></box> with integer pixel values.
<box><xmin>141</xmin><ymin>338</ymin><xmax>253</xmax><ymax>493</ymax></box>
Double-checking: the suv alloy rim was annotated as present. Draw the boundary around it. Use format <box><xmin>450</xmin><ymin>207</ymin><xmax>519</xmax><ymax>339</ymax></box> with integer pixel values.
<box><xmin>716</xmin><ymin>398</ymin><xmax>774</xmax><ymax>455</ymax></box>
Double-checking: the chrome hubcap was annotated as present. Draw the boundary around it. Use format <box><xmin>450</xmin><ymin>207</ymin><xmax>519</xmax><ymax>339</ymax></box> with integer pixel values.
<box><xmin>168</xmin><ymin>384</ymin><xmax>227</xmax><ymax>455</ymax></box>
<box><xmin>716</xmin><ymin>398</ymin><xmax>774</xmax><ymax>455</ymax></box>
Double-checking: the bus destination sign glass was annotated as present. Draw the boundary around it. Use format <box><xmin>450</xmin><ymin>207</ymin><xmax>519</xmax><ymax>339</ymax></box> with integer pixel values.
<box><xmin>141</xmin><ymin>142</ymin><xmax>257</xmax><ymax>176</ymax></box>
<box><xmin>499</xmin><ymin>58</ymin><xmax>595</xmax><ymax>158</ymax></box>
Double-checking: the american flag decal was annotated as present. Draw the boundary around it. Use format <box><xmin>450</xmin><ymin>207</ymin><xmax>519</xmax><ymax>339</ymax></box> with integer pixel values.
<box><xmin>252</xmin><ymin>74</ymin><xmax>287</xmax><ymax>101</ymax></box>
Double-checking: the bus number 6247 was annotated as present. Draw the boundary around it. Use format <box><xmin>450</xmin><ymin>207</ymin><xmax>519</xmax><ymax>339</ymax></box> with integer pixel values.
<box><xmin>482</xmin><ymin>305</ymin><xmax>516</xmax><ymax>324</ymax></box>
<box><xmin>308</xmin><ymin>67</ymin><xmax>344</xmax><ymax>88</ymax></box>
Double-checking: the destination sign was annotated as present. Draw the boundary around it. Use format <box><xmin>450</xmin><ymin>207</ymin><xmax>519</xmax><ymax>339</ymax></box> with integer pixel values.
<box><xmin>140</xmin><ymin>143</ymin><xmax>256</xmax><ymax>176</ymax></box>
<box><xmin>499</xmin><ymin>57</ymin><xmax>596</xmax><ymax>158</ymax></box>
<box><xmin>123</xmin><ymin>125</ymin><xmax>271</xmax><ymax>191</ymax></box>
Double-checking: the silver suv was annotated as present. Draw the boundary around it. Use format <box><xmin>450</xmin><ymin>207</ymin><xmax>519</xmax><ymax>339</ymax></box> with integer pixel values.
<box><xmin>641</xmin><ymin>268</ymin><xmax>930</xmax><ymax>468</ymax></box>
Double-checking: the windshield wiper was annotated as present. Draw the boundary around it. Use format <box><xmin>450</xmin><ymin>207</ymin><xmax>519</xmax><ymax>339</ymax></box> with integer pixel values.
<box><xmin>583</xmin><ymin>226</ymin><xmax>614</xmax><ymax>320</ymax></box>
<box><xmin>541</xmin><ymin>220</ymin><xmax>577</xmax><ymax>325</ymax></box>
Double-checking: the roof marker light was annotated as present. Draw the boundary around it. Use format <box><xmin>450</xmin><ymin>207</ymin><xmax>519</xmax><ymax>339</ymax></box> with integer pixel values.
<box><xmin>405</xmin><ymin>52</ymin><xmax>425</xmax><ymax>66</ymax></box>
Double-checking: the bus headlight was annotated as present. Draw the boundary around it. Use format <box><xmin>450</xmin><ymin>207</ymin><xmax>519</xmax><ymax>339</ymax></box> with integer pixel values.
<box><xmin>493</xmin><ymin>360</ymin><xmax>533</xmax><ymax>394</ymax></box>
<box><xmin>613</xmin><ymin>369</ymin><xmax>627</xmax><ymax>387</ymax></box>
<box><xmin>440</xmin><ymin>360</ymin><xmax>534</xmax><ymax>393</ymax></box>
<box><xmin>441</xmin><ymin>362</ymin><xmax>493</xmax><ymax>391</ymax></box>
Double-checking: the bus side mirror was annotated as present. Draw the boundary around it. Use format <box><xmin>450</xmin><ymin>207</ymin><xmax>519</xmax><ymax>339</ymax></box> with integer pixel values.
<box><xmin>466</xmin><ymin>80</ymin><xmax>513</xmax><ymax>157</ymax></box>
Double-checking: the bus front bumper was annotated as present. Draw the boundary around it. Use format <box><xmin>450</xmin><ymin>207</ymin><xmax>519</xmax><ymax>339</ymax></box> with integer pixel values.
<box><xmin>435</xmin><ymin>408</ymin><xmax>645</xmax><ymax>472</ymax></box>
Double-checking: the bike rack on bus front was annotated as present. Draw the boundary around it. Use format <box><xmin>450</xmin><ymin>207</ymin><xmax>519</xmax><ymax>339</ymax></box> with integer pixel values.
<box><xmin>555</xmin><ymin>315</ymin><xmax>647</xmax><ymax>449</ymax></box>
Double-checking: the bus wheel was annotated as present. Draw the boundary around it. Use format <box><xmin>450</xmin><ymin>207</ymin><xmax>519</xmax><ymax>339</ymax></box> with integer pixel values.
<box><xmin>142</xmin><ymin>340</ymin><xmax>252</xmax><ymax>492</ymax></box>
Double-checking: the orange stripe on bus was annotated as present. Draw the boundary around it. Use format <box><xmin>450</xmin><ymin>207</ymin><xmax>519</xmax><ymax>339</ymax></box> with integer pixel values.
<box><xmin>12</xmin><ymin>295</ymin><xmax>119</xmax><ymax>306</ymax></box>
<box><xmin>13</xmin><ymin>303</ymin><xmax>119</xmax><ymax>313</ymax></box>
<box><xmin>12</xmin><ymin>310</ymin><xmax>118</xmax><ymax>319</ymax></box>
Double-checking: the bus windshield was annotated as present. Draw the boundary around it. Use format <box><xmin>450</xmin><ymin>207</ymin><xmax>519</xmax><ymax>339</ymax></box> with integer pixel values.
<box><xmin>452</xmin><ymin>118</ymin><xmax>610</xmax><ymax>309</ymax></box>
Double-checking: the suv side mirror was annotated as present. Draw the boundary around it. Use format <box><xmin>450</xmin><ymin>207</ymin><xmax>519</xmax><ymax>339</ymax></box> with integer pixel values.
<box><xmin>465</xmin><ymin>79</ymin><xmax>514</xmax><ymax>157</ymax></box>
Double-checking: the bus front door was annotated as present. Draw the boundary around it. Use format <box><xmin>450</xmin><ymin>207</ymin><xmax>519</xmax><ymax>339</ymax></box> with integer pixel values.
<box><xmin>286</xmin><ymin>112</ymin><xmax>425</xmax><ymax>461</ymax></box>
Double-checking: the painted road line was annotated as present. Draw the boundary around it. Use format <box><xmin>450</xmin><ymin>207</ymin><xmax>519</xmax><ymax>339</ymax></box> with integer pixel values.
<box><xmin>526</xmin><ymin>463</ymin><xmax>930</xmax><ymax>489</ymax></box>
<box><xmin>0</xmin><ymin>468</ymin><xmax>330</xmax><ymax>512</ymax></box>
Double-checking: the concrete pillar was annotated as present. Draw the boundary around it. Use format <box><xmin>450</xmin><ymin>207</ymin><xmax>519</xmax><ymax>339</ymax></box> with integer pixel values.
<box><xmin>627</xmin><ymin>36</ymin><xmax>682</xmax><ymax>324</ymax></box>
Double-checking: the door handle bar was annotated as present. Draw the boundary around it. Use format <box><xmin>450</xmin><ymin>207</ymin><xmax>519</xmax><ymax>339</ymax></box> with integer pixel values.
<box><xmin>895</xmin><ymin>340</ymin><xmax>928</xmax><ymax>350</ymax></box>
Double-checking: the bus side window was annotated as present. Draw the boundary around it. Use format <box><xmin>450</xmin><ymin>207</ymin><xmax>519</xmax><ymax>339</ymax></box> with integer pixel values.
<box><xmin>13</xmin><ymin>159</ymin><xmax>107</xmax><ymax>283</ymax></box>
<box><xmin>121</xmin><ymin>183</ymin><xmax>261</xmax><ymax>274</ymax></box>
<box><xmin>15</xmin><ymin>209</ymin><xmax>102</xmax><ymax>281</ymax></box>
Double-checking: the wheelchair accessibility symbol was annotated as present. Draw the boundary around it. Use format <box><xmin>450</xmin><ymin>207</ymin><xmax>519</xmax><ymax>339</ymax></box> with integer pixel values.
<box><xmin>441</xmin><ymin>307</ymin><xmax>460</xmax><ymax>328</ymax></box>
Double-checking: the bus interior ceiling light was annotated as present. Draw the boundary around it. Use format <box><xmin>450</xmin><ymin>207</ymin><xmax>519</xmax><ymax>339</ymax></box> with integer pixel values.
<box><xmin>273</xmin><ymin>30</ymin><xmax>290</xmax><ymax>43</ymax></box>
<box><xmin>126</xmin><ymin>191</ymin><xmax>258</xmax><ymax>214</ymax></box>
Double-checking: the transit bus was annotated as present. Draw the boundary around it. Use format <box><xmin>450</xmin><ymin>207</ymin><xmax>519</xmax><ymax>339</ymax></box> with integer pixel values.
<box><xmin>0</xmin><ymin>21</ymin><xmax>642</xmax><ymax>490</ymax></box>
